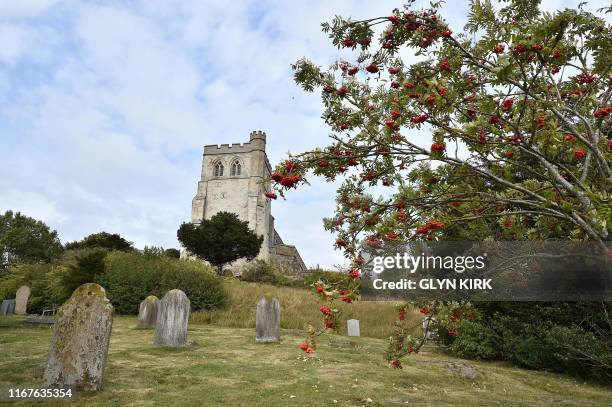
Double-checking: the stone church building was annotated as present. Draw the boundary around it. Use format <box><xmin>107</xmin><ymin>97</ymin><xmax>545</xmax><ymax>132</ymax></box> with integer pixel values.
<box><xmin>186</xmin><ymin>130</ymin><xmax>306</xmax><ymax>276</ymax></box>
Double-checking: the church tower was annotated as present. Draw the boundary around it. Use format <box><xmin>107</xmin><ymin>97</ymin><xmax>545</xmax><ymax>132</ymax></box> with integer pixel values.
<box><xmin>191</xmin><ymin>130</ymin><xmax>274</xmax><ymax>261</ymax></box>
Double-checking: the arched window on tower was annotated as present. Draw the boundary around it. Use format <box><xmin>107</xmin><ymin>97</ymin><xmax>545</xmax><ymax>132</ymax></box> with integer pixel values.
<box><xmin>230</xmin><ymin>159</ymin><xmax>242</xmax><ymax>176</ymax></box>
<box><xmin>214</xmin><ymin>161</ymin><xmax>224</xmax><ymax>177</ymax></box>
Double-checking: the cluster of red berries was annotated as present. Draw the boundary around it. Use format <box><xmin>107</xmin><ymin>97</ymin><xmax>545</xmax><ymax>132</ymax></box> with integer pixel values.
<box><xmin>574</xmin><ymin>148</ymin><xmax>585</xmax><ymax>159</ymax></box>
<box><xmin>264</xmin><ymin>191</ymin><xmax>277</xmax><ymax>200</ymax></box>
<box><xmin>438</xmin><ymin>59</ymin><xmax>450</xmax><ymax>71</ymax></box>
<box><xmin>279</xmin><ymin>175</ymin><xmax>300</xmax><ymax>187</ymax></box>
<box><xmin>366</xmin><ymin>64</ymin><xmax>379</xmax><ymax>74</ymax></box>
<box><xmin>594</xmin><ymin>107</ymin><xmax>611</xmax><ymax>117</ymax></box>
<box><xmin>324</xmin><ymin>319</ymin><xmax>336</xmax><ymax>329</ymax></box>
<box><xmin>342</xmin><ymin>36</ymin><xmax>371</xmax><ymax>48</ymax></box>
<box><xmin>339</xmin><ymin>289</ymin><xmax>352</xmax><ymax>303</ymax></box>
<box><xmin>577</xmin><ymin>73</ymin><xmax>595</xmax><ymax>84</ymax></box>
<box><xmin>493</xmin><ymin>43</ymin><xmax>505</xmax><ymax>53</ymax></box>
<box><xmin>411</xmin><ymin>114</ymin><xmax>428</xmax><ymax>124</ymax></box>
<box><xmin>430</xmin><ymin>143</ymin><xmax>445</xmax><ymax>153</ymax></box>
<box><xmin>272</xmin><ymin>170</ymin><xmax>300</xmax><ymax>189</ymax></box>
<box><xmin>299</xmin><ymin>341</ymin><xmax>314</xmax><ymax>353</ymax></box>
<box><xmin>416</xmin><ymin>220</ymin><xmax>444</xmax><ymax>235</ymax></box>
<box><xmin>500</xmin><ymin>98</ymin><xmax>514</xmax><ymax>112</ymax></box>
<box><xmin>564</xmin><ymin>134</ymin><xmax>577</xmax><ymax>142</ymax></box>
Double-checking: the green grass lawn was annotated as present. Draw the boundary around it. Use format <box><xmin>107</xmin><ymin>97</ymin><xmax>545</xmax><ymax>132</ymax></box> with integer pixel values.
<box><xmin>0</xmin><ymin>315</ymin><xmax>610</xmax><ymax>406</ymax></box>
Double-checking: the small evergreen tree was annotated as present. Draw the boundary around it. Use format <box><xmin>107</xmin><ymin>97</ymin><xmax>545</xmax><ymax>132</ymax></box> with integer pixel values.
<box><xmin>177</xmin><ymin>212</ymin><xmax>263</xmax><ymax>274</ymax></box>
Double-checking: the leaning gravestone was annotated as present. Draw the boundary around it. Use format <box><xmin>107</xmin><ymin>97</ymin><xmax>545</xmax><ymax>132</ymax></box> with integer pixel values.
<box><xmin>15</xmin><ymin>286</ymin><xmax>31</xmax><ymax>315</ymax></box>
<box><xmin>138</xmin><ymin>295</ymin><xmax>159</xmax><ymax>328</ymax></box>
<box><xmin>255</xmin><ymin>295</ymin><xmax>280</xmax><ymax>342</ymax></box>
<box><xmin>1</xmin><ymin>299</ymin><xmax>16</xmax><ymax>315</ymax></box>
<box><xmin>44</xmin><ymin>283</ymin><xmax>113</xmax><ymax>391</ymax></box>
<box><xmin>154</xmin><ymin>289</ymin><xmax>190</xmax><ymax>347</ymax></box>
<box><xmin>347</xmin><ymin>319</ymin><xmax>360</xmax><ymax>337</ymax></box>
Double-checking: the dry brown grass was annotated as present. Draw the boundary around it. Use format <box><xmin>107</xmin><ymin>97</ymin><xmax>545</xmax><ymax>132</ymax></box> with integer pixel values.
<box><xmin>190</xmin><ymin>279</ymin><xmax>422</xmax><ymax>338</ymax></box>
<box><xmin>1</xmin><ymin>316</ymin><xmax>611</xmax><ymax>406</ymax></box>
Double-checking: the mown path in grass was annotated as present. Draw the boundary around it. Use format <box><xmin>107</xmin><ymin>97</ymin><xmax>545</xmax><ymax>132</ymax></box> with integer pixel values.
<box><xmin>0</xmin><ymin>316</ymin><xmax>610</xmax><ymax>406</ymax></box>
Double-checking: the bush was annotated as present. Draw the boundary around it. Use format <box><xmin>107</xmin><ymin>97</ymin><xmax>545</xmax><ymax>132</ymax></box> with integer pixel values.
<box><xmin>164</xmin><ymin>248</ymin><xmax>180</xmax><ymax>258</ymax></box>
<box><xmin>302</xmin><ymin>268</ymin><xmax>346</xmax><ymax>287</ymax></box>
<box><xmin>59</xmin><ymin>248</ymin><xmax>108</xmax><ymax>295</ymax></box>
<box><xmin>240</xmin><ymin>260</ymin><xmax>294</xmax><ymax>286</ymax></box>
<box><xmin>159</xmin><ymin>258</ymin><xmax>227</xmax><ymax>311</ymax></box>
<box><xmin>97</xmin><ymin>252</ymin><xmax>162</xmax><ymax>314</ymax></box>
<box><xmin>99</xmin><ymin>252</ymin><xmax>227</xmax><ymax>314</ymax></box>
<box><xmin>441</xmin><ymin>302</ymin><xmax>612</xmax><ymax>383</ymax></box>
<box><xmin>444</xmin><ymin>318</ymin><xmax>498</xmax><ymax>360</ymax></box>
<box><xmin>0</xmin><ymin>263</ymin><xmax>68</xmax><ymax>313</ymax></box>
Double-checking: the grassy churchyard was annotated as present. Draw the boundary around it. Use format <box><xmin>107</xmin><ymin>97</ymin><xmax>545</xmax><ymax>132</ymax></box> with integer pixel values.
<box><xmin>1</xmin><ymin>314</ymin><xmax>611</xmax><ymax>407</ymax></box>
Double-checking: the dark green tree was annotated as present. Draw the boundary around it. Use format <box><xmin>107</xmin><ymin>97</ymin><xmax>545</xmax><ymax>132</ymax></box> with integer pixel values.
<box><xmin>65</xmin><ymin>232</ymin><xmax>135</xmax><ymax>252</ymax></box>
<box><xmin>59</xmin><ymin>248</ymin><xmax>108</xmax><ymax>295</ymax></box>
<box><xmin>163</xmin><ymin>248</ymin><xmax>181</xmax><ymax>258</ymax></box>
<box><xmin>0</xmin><ymin>210</ymin><xmax>64</xmax><ymax>276</ymax></box>
<box><xmin>177</xmin><ymin>212</ymin><xmax>263</xmax><ymax>274</ymax></box>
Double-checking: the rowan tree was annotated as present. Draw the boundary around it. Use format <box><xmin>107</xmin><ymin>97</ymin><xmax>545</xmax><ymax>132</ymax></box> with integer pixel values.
<box><xmin>266</xmin><ymin>0</ymin><xmax>611</xmax><ymax>367</ymax></box>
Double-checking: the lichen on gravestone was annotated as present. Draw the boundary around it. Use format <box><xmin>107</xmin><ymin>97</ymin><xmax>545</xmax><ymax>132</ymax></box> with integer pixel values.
<box><xmin>43</xmin><ymin>283</ymin><xmax>113</xmax><ymax>391</ymax></box>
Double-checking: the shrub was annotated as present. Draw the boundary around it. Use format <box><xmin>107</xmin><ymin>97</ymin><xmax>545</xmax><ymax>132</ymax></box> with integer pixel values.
<box><xmin>164</xmin><ymin>248</ymin><xmax>180</xmax><ymax>258</ymax></box>
<box><xmin>158</xmin><ymin>258</ymin><xmax>227</xmax><ymax>311</ymax></box>
<box><xmin>441</xmin><ymin>302</ymin><xmax>612</xmax><ymax>383</ymax></box>
<box><xmin>59</xmin><ymin>248</ymin><xmax>108</xmax><ymax>295</ymax></box>
<box><xmin>241</xmin><ymin>260</ymin><xmax>294</xmax><ymax>286</ymax></box>
<box><xmin>98</xmin><ymin>252</ymin><xmax>161</xmax><ymax>314</ymax></box>
<box><xmin>302</xmin><ymin>268</ymin><xmax>346</xmax><ymax>287</ymax></box>
<box><xmin>0</xmin><ymin>263</ymin><xmax>68</xmax><ymax>313</ymax></box>
<box><xmin>99</xmin><ymin>252</ymin><xmax>226</xmax><ymax>314</ymax></box>
<box><xmin>444</xmin><ymin>318</ymin><xmax>498</xmax><ymax>360</ymax></box>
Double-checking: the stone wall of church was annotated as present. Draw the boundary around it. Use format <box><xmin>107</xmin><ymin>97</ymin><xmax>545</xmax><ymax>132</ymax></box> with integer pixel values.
<box><xmin>188</xmin><ymin>131</ymin><xmax>306</xmax><ymax>276</ymax></box>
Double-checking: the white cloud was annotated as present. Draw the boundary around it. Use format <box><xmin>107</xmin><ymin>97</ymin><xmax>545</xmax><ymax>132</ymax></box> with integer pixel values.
<box><xmin>0</xmin><ymin>0</ymin><xmax>605</xmax><ymax>268</ymax></box>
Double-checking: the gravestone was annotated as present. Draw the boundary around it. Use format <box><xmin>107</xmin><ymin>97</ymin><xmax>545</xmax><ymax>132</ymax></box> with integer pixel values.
<box><xmin>347</xmin><ymin>319</ymin><xmax>360</xmax><ymax>337</ymax></box>
<box><xmin>138</xmin><ymin>295</ymin><xmax>159</xmax><ymax>328</ymax></box>
<box><xmin>154</xmin><ymin>289</ymin><xmax>190</xmax><ymax>347</ymax></box>
<box><xmin>255</xmin><ymin>295</ymin><xmax>280</xmax><ymax>342</ymax></box>
<box><xmin>1</xmin><ymin>299</ymin><xmax>16</xmax><ymax>315</ymax></box>
<box><xmin>422</xmin><ymin>317</ymin><xmax>437</xmax><ymax>340</ymax></box>
<box><xmin>15</xmin><ymin>286</ymin><xmax>31</xmax><ymax>315</ymax></box>
<box><xmin>43</xmin><ymin>283</ymin><xmax>113</xmax><ymax>391</ymax></box>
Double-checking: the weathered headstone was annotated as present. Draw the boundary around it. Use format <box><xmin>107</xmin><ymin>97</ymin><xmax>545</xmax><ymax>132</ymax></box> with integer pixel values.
<box><xmin>255</xmin><ymin>295</ymin><xmax>280</xmax><ymax>342</ymax></box>
<box><xmin>1</xmin><ymin>299</ymin><xmax>16</xmax><ymax>315</ymax></box>
<box><xmin>15</xmin><ymin>286</ymin><xmax>31</xmax><ymax>315</ymax></box>
<box><xmin>422</xmin><ymin>317</ymin><xmax>437</xmax><ymax>340</ymax></box>
<box><xmin>154</xmin><ymin>289</ymin><xmax>190</xmax><ymax>347</ymax></box>
<box><xmin>43</xmin><ymin>283</ymin><xmax>113</xmax><ymax>391</ymax></box>
<box><xmin>138</xmin><ymin>295</ymin><xmax>159</xmax><ymax>328</ymax></box>
<box><xmin>347</xmin><ymin>319</ymin><xmax>360</xmax><ymax>337</ymax></box>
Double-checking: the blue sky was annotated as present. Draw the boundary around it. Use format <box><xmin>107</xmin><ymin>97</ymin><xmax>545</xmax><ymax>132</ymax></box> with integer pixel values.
<box><xmin>0</xmin><ymin>0</ymin><xmax>607</xmax><ymax>268</ymax></box>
